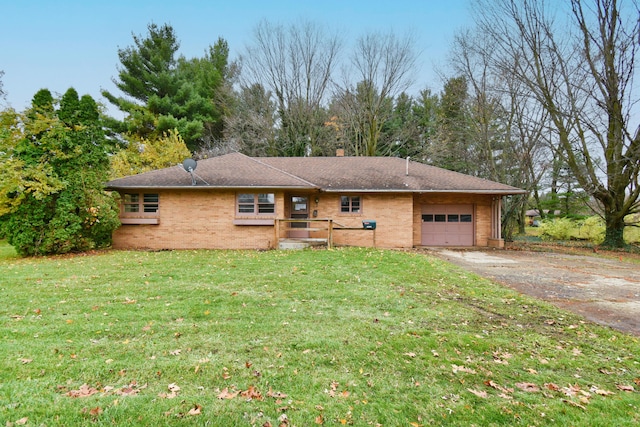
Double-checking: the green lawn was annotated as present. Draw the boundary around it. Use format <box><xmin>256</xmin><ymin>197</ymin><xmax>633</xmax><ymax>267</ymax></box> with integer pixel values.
<box><xmin>1</xmin><ymin>243</ymin><xmax>639</xmax><ymax>426</ymax></box>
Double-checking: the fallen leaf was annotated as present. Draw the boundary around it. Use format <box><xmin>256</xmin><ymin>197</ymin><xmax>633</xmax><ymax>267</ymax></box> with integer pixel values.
<box><xmin>616</xmin><ymin>384</ymin><xmax>635</xmax><ymax>392</ymax></box>
<box><xmin>561</xmin><ymin>384</ymin><xmax>582</xmax><ymax>397</ymax></box>
<box><xmin>315</xmin><ymin>414</ymin><xmax>324</xmax><ymax>424</ymax></box>
<box><xmin>15</xmin><ymin>417</ymin><xmax>29</xmax><ymax>425</ymax></box>
<box><xmin>467</xmin><ymin>388</ymin><xmax>488</xmax><ymax>398</ymax></box>
<box><xmin>545</xmin><ymin>383</ymin><xmax>560</xmax><ymax>391</ymax></box>
<box><xmin>19</xmin><ymin>358</ymin><xmax>33</xmax><ymax>364</ymax></box>
<box><xmin>217</xmin><ymin>387</ymin><xmax>240</xmax><ymax>399</ymax></box>
<box><xmin>168</xmin><ymin>383</ymin><xmax>181</xmax><ymax>392</ymax></box>
<box><xmin>562</xmin><ymin>399</ymin><xmax>586</xmax><ymax>410</ymax></box>
<box><xmin>89</xmin><ymin>407</ymin><xmax>103</xmax><ymax>416</ymax></box>
<box><xmin>67</xmin><ymin>384</ymin><xmax>99</xmax><ymax>398</ymax></box>
<box><xmin>452</xmin><ymin>364</ymin><xmax>476</xmax><ymax>374</ymax></box>
<box><xmin>484</xmin><ymin>380</ymin><xmax>513</xmax><ymax>394</ymax></box>
<box><xmin>403</xmin><ymin>352</ymin><xmax>417</xmax><ymax>358</ymax></box>
<box><xmin>267</xmin><ymin>388</ymin><xmax>288</xmax><ymax>399</ymax></box>
<box><xmin>188</xmin><ymin>404</ymin><xmax>202</xmax><ymax>416</ymax></box>
<box><xmin>241</xmin><ymin>385</ymin><xmax>263</xmax><ymax>400</ymax></box>
<box><xmin>591</xmin><ymin>386</ymin><xmax>615</xmax><ymax>396</ymax></box>
<box><xmin>515</xmin><ymin>382</ymin><xmax>540</xmax><ymax>392</ymax></box>
<box><xmin>169</xmin><ymin>349</ymin><xmax>181</xmax><ymax>356</ymax></box>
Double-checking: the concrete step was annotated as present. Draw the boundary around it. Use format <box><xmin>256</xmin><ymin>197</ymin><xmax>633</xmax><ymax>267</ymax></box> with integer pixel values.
<box><xmin>278</xmin><ymin>238</ymin><xmax>328</xmax><ymax>250</ymax></box>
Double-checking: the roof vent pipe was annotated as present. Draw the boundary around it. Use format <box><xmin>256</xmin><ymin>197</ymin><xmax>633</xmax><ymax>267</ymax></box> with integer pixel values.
<box><xmin>406</xmin><ymin>156</ymin><xmax>410</xmax><ymax>176</ymax></box>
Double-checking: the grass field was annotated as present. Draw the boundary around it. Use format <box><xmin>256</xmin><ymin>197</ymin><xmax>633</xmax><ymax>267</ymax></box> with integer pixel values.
<box><xmin>1</xmin><ymin>242</ymin><xmax>639</xmax><ymax>426</ymax></box>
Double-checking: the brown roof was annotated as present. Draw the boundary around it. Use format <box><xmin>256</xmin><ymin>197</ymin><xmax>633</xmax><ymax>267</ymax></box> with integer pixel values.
<box><xmin>106</xmin><ymin>152</ymin><xmax>525</xmax><ymax>194</ymax></box>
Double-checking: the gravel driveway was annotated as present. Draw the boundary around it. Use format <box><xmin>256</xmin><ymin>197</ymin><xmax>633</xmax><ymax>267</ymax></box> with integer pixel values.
<box><xmin>427</xmin><ymin>248</ymin><xmax>640</xmax><ymax>336</ymax></box>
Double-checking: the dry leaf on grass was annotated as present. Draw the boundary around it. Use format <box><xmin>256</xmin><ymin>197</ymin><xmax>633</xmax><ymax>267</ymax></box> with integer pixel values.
<box><xmin>217</xmin><ymin>387</ymin><xmax>240</xmax><ymax>399</ymax></box>
<box><xmin>188</xmin><ymin>404</ymin><xmax>202</xmax><ymax>416</ymax></box>
<box><xmin>67</xmin><ymin>384</ymin><xmax>99</xmax><ymax>398</ymax></box>
<box><xmin>616</xmin><ymin>384</ymin><xmax>635</xmax><ymax>392</ymax></box>
<box><xmin>241</xmin><ymin>385</ymin><xmax>263</xmax><ymax>400</ymax></box>
<box><xmin>452</xmin><ymin>364</ymin><xmax>476</xmax><ymax>374</ymax></box>
<box><xmin>467</xmin><ymin>388</ymin><xmax>488</xmax><ymax>398</ymax></box>
<box><xmin>484</xmin><ymin>380</ymin><xmax>513</xmax><ymax>394</ymax></box>
<box><xmin>515</xmin><ymin>382</ymin><xmax>540</xmax><ymax>392</ymax></box>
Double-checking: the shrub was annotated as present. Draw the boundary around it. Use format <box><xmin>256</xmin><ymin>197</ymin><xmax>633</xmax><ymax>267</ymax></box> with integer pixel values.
<box><xmin>538</xmin><ymin>217</ymin><xmax>575</xmax><ymax>241</ymax></box>
<box><xmin>577</xmin><ymin>216</ymin><xmax>605</xmax><ymax>244</ymax></box>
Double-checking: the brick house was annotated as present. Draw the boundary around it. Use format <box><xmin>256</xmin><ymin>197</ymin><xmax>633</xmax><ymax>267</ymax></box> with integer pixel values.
<box><xmin>106</xmin><ymin>152</ymin><xmax>525</xmax><ymax>250</ymax></box>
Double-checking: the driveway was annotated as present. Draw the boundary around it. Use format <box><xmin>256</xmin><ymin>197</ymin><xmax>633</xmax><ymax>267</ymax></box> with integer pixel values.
<box><xmin>427</xmin><ymin>248</ymin><xmax>640</xmax><ymax>336</ymax></box>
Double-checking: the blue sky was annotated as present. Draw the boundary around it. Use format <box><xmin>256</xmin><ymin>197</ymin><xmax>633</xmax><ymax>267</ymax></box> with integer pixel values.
<box><xmin>1</xmin><ymin>0</ymin><xmax>472</xmax><ymax>116</ymax></box>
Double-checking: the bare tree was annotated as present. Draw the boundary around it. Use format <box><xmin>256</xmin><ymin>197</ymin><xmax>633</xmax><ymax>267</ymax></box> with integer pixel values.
<box><xmin>241</xmin><ymin>20</ymin><xmax>341</xmax><ymax>156</ymax></box>
<box><xmin>223</xmin><ymin>83</ymin><xmax>278</xmax><ymax>157</ymax></box>
<box><xmin>473</xmin><ymin>0</ymin><xmax>640</xmax><ymax>247</ymax></box>
<box><xmin>0</xmin><ymin>70</ymin><xmax>5</xmax><ymax>99</ymax></box>
<box><xmin>336</xmin><ymin>31</ymin><xmax>418</xmax><ymax>156</ymax></box>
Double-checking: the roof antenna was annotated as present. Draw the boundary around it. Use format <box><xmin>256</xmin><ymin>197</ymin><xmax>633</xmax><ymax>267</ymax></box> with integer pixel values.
<box><xmin>182</xmin><ymin>158</ymin><xmax>198</xmax><ymax>185</ymax></box>
<box><xmin>406</xmin><ymin>156</ymin><xmax>410</xmax><ymax>176</ymax></box>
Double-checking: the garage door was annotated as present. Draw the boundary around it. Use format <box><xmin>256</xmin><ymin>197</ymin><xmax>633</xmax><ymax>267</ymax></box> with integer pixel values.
<box><xmin>421</xmin><ymin>205</ymin><xmax>474</xmax><ymax>246</ymax></box>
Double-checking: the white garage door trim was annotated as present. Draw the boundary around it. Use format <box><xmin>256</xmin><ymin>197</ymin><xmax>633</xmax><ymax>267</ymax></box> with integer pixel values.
<box><xmin>421</xmin><ymin>204</ymin><xmax>474</xmax><ymax>246</ymax></box>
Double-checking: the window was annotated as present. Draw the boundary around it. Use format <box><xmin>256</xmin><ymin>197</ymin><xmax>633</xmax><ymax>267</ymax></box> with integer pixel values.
<box><xmin>340</xmin><ymin>196</ymin><xmax>361</xmax><ymax>213</ymax></box>
<box><xmin>122</xmin><ymin>193</ymin><xmax>159</xmax><ymax>214</ymax></box>
<box><xmin>237</xmin><ymin>193</ymin><xmax>275</xmax><ymax>215</ymax></box>
<box><xmin>120</xmin><ymin>193</ymin><xmax>160</xmax><ymax>224</ymax></box>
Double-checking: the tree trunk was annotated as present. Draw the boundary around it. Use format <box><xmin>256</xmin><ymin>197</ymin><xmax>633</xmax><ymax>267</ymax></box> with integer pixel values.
<box><xmin>602</xmin><ymin>210</ymin><xmax>626</xmax><ymax>248</ymax></box>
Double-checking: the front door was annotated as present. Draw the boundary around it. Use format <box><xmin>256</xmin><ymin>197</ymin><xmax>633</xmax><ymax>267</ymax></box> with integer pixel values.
<box><xmin>289</xmin><ymin>196</ymin><xmax>309</xmax><ymax>238</ymax></box>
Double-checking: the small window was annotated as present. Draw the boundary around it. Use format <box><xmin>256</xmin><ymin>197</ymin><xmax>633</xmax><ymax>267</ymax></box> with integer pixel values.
<box><xmin>341</xmin><ymin>196</ymin><xmax>361</xmax><ymax>213</ymax></box>
<box><xmin>257</xmin><ymin>193</ymin><xmax>275</xmax><ymax>214</ymax></box>
<box><xmin>237</xmin><ymin>193</ymin><xmax>275</xmax><ymax>215</ymax></box>
<box><xmin>435</xmin><ymin>214</ymin><xmax>446</xmax><ymax>222</ymax></box>
<box><xmin>143</xmin><ymin>194</ymin><xmax>159</xmax><ymax>213</ymax></box>
<box><xmin>238</xmin><ymin>193</ymin><xmax>256</xmax><ymax>213</ymax></box>
<box><xmin>460</xmin><ymin>214</ymin><xmax>472</xmax><ymax>223</ymax></box>
<box><xmin>122</xmin><ymin>193</ymin><xmax>158</xmax><ymax>214</ymax></box>
<box><xmin>120</xmin><ymin>193</ymin><xmax>160</xmax><ymax>224</ymax></box>
<box><xmin>422</xmin><ymin>214</ymin><xmax>433</xmax><ymax>222</ymax></box>
<box><xmin>448</xmin><ymin>214</ymin><xmax>459</xmax><ymax>222</ymax></box>
<box><xmin>123</xmin><ymin>194</ymin><xmax>140</xmax><ymax>212</ymax></box>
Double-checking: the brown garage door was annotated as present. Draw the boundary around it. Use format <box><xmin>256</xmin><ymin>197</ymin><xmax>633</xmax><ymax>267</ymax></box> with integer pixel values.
<box><xmin>421</xmin><ymin>205</ymin><xmax>474</xmax><ymax>246</ymax></box>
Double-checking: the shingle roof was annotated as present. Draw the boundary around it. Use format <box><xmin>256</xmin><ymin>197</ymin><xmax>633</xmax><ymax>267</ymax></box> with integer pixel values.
<box><xmin>106</xmin><ymin>152</ymin><xmax>525</xmax><ymax>194</ymax></box>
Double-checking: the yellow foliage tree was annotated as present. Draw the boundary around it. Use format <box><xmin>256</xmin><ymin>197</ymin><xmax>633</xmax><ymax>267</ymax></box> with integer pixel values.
<box><xmin>110</xmin><ymin>129</ymin><xmax>191</xmax><ymax>178</ymax></box>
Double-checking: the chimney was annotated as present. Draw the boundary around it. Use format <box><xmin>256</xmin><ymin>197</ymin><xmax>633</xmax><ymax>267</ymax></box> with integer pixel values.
<box><xmin>336</xmin><ymin>148</ymin><xmax>345</xmax><ymax>157</ymax></box>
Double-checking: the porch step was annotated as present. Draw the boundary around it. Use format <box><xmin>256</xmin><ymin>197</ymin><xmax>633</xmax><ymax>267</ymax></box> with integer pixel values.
<box><xmin>278</xmin><ymin>238</ymin><xmax>328</xmax><ymax>250</ymax></box>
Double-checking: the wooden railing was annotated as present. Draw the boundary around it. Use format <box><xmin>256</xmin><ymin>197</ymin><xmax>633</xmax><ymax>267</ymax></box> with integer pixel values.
<box><xmin>275</xmin><ymin>218</ymin><xmax>375</xmax><ymax>248</ymax></box>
